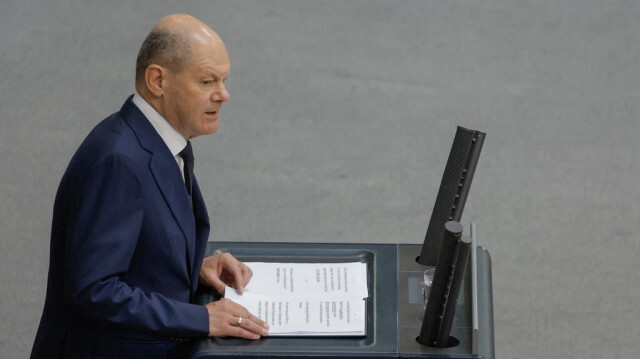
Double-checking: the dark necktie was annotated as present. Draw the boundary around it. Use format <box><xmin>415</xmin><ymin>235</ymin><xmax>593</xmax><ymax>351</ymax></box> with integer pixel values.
<box><xmin>179</xmin><ymin>141</ymin><xmax>194</xmax><ymax>197</ymax></box>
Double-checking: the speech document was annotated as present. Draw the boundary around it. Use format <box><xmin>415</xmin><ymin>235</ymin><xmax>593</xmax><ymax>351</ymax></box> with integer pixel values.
<box><xmin>225</xmin><ymin>262</ymin><xmax>368</xmax><ymax>336</ymax></box>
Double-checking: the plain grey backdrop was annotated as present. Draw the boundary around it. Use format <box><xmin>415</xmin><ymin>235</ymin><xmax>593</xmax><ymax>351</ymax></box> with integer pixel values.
<box><xmin>2</xmin><ymin>0</ymin><xmax>639</xmax><ymax>357</ymax></box>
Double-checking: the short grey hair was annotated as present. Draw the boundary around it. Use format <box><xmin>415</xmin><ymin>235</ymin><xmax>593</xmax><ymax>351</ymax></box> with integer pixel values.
<box><xmin>135</xmin><ymin>28</ymin><xmax>193</xmax><ymax>84</ymax></box>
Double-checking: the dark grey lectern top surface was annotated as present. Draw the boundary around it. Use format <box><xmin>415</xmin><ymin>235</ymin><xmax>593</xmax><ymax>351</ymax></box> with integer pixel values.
<box><xmin>189</xmin><ymin>241</ymin><xmax>494</xmax><ymax>359</ymax></box>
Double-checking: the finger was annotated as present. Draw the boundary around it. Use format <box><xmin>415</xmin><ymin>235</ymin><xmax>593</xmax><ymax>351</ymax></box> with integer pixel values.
<box><xmin>239</xmin><ymin>262</ymin><xmax>253</xmax><ymax>289</ymax></box>
<box><xmin>229</xmin><ymin>325</ymin><xmax>261</xmax><ymax>340</ymax></box>
<box><xmin>222</xmin><ymin>254</ymin><xmax>249</xmax><ymax>294</ymax></box>
<box><xmin>199</xmin><ymin>256</ymin><xmax>227</xmax><ymax>294</ymax></box>
<box><xmin>231</xmin><ymin>316</ymin><xmax>269</xmax><ymax>338</ymax></box>
<box><xmin>243</xmin><ymin>311</ymin><xmax>269</xmax><ymax>331</ymax></box>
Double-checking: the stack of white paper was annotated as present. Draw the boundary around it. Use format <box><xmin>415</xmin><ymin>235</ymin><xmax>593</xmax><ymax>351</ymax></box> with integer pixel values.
<box><xmin>225</xmin><ymin>262</ymin><xmax>368</xmax><ymax>336</ymax></box>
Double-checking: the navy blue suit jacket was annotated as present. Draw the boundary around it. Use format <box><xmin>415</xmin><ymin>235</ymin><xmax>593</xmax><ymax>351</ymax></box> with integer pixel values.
<box><xmin>31</xmin><ymin>97</ymin><xmax>211</xmax><ymax>358</ymax></box>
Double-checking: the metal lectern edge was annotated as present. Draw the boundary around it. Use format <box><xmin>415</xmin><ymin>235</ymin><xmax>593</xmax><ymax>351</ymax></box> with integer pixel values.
<box><xmin>476</xmin><ymin>247</ymin><xmax>495</xmax><ymax>359</ymax></box>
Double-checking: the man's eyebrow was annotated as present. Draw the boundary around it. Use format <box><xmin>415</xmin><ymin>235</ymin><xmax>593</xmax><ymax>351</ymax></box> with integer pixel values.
<box><xmin>202</xmin><ymin>70</ymin><xmax>228</xmax><ymax>79</ymax></box>
<box><xmin>212</xmin><ymin>72</ymin><xmax>229</xmax><ymax>81</ymax></box>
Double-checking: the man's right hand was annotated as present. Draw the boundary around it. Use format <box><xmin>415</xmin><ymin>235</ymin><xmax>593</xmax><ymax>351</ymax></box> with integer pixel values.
<box><xmin>205</xmin><ymin>298</ymin><xmax>269</xmax><ymax>339</ymax></box>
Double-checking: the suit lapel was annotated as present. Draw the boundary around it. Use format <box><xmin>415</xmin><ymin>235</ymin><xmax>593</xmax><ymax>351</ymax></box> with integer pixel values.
<box><xmin>190</xmin><ymin>176</ymin><xmax>210</xmax><ymax>294</ymax></box>
<box><xmin>119</xmin><ymin>97</ymin><xmax>197</xmax><ymax>278</ymax></box>
<box><xmin>149</xmin><ymin>155</ymin><xmax>197</xmax><ymax>275</ymax></box>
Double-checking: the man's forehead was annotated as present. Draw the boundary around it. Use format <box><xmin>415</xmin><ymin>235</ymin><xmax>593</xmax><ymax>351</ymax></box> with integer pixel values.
<box><xmin>191</xmin><ymin>38</ymin><xmax>228</xmax><ymax>62</ymax></box>
<box><xmin>190</xmin><ymin>51</ymin><xmax>229</xmax><ymax>69</ymax></box>
<box><xmin>188</xmin><ymin>59</ymin><xmax>230</xmax><ymax>78</ymax></box>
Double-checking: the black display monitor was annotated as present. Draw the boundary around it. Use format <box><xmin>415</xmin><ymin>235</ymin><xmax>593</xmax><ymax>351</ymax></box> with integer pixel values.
<box><xmin>417</xmin><ymin>126</ymin><xmax>485</xmax><ymax>267</ymax></box>
<box><xmin>416</xmin><ymin>126</ymin><xmax>485</xmax><ymax>348</ymax></box>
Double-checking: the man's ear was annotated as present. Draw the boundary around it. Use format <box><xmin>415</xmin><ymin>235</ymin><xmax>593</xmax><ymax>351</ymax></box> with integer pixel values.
<box><xmin>145</xmin><ymin>64</ymin><xmax>166</xmax><ymax>97</ymax></box>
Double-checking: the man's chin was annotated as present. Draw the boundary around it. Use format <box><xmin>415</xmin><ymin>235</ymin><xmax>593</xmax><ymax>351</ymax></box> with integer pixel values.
<box><xmin>204</xmin><ymin>121</ymin><xmax>219</xmax><ymax>135</ymax></box>
<box><xmin>186</xmin><ymin>123</ymin><xmax>218</xmax><ymax>139</ymax></box>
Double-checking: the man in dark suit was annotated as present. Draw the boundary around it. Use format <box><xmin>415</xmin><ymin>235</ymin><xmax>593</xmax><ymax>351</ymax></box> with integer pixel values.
<box><xmin>31</xmin><ymin>14</ymin><xmax>269</xmax><ymax>358</ymax></box>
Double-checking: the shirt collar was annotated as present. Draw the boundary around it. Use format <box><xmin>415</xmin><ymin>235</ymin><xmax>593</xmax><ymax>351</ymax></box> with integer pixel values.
<box><xmin>132</xmin><ymin>92</ymin><xmax>187</xmax><ymax>157</ymax></box>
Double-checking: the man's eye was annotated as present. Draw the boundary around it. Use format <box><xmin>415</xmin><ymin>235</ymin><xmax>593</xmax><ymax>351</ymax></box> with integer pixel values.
<box><xmin>202</xmin><ymin>80</ymin><xmax>214</xmax><ymax>86</ymax></box>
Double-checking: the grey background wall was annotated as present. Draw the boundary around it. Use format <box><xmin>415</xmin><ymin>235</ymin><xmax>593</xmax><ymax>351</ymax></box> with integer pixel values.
<box><xmin>2</xmin><ymin>0</ymin><xmax>639</xmax><ymax>357</ymax></box>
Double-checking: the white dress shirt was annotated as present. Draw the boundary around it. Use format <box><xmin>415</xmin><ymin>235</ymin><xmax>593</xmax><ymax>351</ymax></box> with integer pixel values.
<box><xmin>132</xmin><ymin>92</ymin><xmax>188</xmax><ymax>181</ymax></box>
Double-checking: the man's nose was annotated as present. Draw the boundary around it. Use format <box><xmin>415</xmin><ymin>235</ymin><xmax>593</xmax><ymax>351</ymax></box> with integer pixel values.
<box><xmin>212</xmin><ymin>85</ymin><xmax>229</xmax><ymax>102</ymax></box>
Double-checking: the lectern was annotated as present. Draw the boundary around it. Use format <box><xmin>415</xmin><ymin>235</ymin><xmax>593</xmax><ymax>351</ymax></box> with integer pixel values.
<box><xmin>189</xmin><ymin>126</ymin><xmax>494</xmax><ymax>358</ymax></box>
<box><xmin>188</xmin><ymin>237</ymin><xmax>493</xmax><ymax>358</ymax></box>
